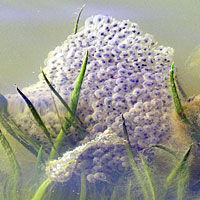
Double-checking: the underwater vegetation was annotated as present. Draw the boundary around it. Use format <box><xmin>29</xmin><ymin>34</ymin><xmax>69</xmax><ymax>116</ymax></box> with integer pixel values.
<box><xmin>1</xmin><ymin>6</ymin><xmax>200</xmax><ymax>200</ymax></box>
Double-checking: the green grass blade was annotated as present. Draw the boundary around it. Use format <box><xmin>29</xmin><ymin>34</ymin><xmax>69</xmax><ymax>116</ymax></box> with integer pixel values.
<box><xmin>34</xmin><ymin>146</ymin><xmax>43</xmax><ymax>183</ymax></box>
<box><xmin>49</xmin><ymin>49</ymin><xmax>88</xmax><ymax>159</ymax></box>
<box><xmin>177</xmin><ymin>174</ymin><xmax>188</xmax><ymax>200</ymax></box>
<box><xmin>7</xmin><ymin>115</ymin><xmax>41</xmax><ymax>154</ymax></box>
<box><xmin>0</xmin><ymin>129</ymin><xmax>21</xmax><ymax>200</ymax></box>
<box><xmin>26</xmin><ymin>146</ymin><xmax>44</xmax><ymax>199</ymax></box>
<box><xmin>49</xmin><ymin>128</ymin><xmax>66</xmax><ymax>160</ymax></box>
<box><xmin>69</xmin><ymin>49</ymin><xmax>88</xmax><ymax>114</ymax></box>
<box><xmin>74</xmin><ymin>5</ymin><xmax>85</xmax><ymax>34</ymax></box>
<box><xmin>50</xmin><ymin>92</ymin><xmax>73</xmax><ymax>138</ymax></box>
<box><xmin>165</xmin><ymin>144</ymin><xmax>191</xmax><ymax>199</ymax></box>
<box><xmin>140</xmin><ymin>154</ymin><xmax>156</xmax><ymax>200</ymax></box>
<box><xmin>31</xmin><ymin>178</ymin><xmax>52</xmax><ymax>200</ymax></box>
<box><xmin>126</xmin><ymin>179</ymin><xmax>132</xmax><ymax>200</ymax></box>
<box><xmin>166</xmin><ymin>143</ymin><xmax>192</xmax><ymax>185</ymax></box>
<box><xmin>16</xmin><ymin>87</ymin><xmax>57</xmax><ymax>151</ymax></box>
<box><xmin>170</xmin><ymin>63</ymin><xmax>187</xmax><ymax>122</ymax></box>
<box><xmin>0</xmin><ymin>129</ymin><xmax>20</xmax><ymax>175</ymax></box>
<box><xmin>0</xmin><ymin>113</ymin><xmax>41</xmax><ymax>156</ymax></box>
<box><xmin>121</xmin><ymin>114</ymin><xmax>148</xmax><ymax>200</ymax></box>
<box><xmin>64</xmin><ymin>116</ymin><xmax>85</xmax><ymax>137</ymax></box>
<box><xmin>41</xmin><ymin>68</ymin><xmax>83</xmax><ymax>127</ymax></box>
<box><xmin>150</xmin><ymin>144</ymin><xmax>178</xmax><ymax>159</ymax></box>
<box><xmin>170</xmin><ymin>64</ymin><xmax>200</xmax><ymax>142</ymax></box>
<box><xmin>79</xmin><ymin>173</ymin><xmax>87</xmax><ymax>200</ymax></box>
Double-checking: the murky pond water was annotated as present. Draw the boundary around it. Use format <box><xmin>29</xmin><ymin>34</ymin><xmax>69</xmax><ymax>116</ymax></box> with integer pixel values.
<box><xmin>1</xmin><ymin>0</ymin><xmax>200</xmax><ymax>96</ymax></box>
<box><xmin>0</xmin><ymin>1</ymin><xmax>200</xmax><ymax>199</ymax></box>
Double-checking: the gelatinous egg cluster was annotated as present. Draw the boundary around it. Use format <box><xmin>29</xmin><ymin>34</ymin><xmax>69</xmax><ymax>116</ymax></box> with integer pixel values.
<box><xmin>6</xmin><ymin>15</ymin><xmax>174</xmax><ymax>182</ymax></box>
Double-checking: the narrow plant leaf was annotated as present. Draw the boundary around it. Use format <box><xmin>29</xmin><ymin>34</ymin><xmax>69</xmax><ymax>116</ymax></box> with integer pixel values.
<box><xmin>0</xmin><ymin>113</ymin><xmax>40</xmax><ymax>156</ymax></box>
<box><xmin>126</xmin><ymin>179</ymin><xmax>132</xmax><ymax>200</ymax></box>
<box><xmin>79</xmin><ymin>173</ymin><xmax>87</xmax><ymax>200</ymax></box>
<box><xmin>177</xmin><ymin>173</ymin><xmax>188</xmax><ymax>200</ymax></box>
<box><xmin>0</xmin><ymin>129</ymin><xmax>20</xmax><ymax>176</ymax></box>
<box><xmin>170</xmin><ymin>64</ymin><xmax>200</xmax><ymax>142</ymax></box>
<box><xmin>140</xmin><ymin>154</ymin><xmax>156</xmax><ymax>200</ymax></box>
<box><xmin>121</xmin><ymin>114</ymin><xmax>148</xmax><ymax>200</ymax></box>
<box><xmin>31</xmin><ymin>178</ymin><xmax>52</xmax><ymax>200</ymax></box>
<box><xmin>69</xmin><ymin>49</ymin><xmax>88</xmax><ymax>115</ymax></box>
<box><xmin>0</xmin><ymin>129</ymin><xmax>21</xmax><ymax>200</ymax></box>
<box><xmin>0</xmin><ymin>169</ymin><xmax>10</xmax><ymax>200</ymax></box>
<box><xmin>8</xmin><ymin>115</ymin><xmax>42</xmax><ymax>154</ymax></box>
<box><xmin>49</xmin><ymin>49</ymin><xmax>88</xmax><ymax>159</ymax></box>
<box><xmin>64</xmin><ymin>116</ymin><xmax>85</xmax><ymax>139</ymax></box>
<box><xmin>41</xmin><ymin>182</ymin><xmax>58</xmax><ymax>200</ymax></box>
<box><xmin>41</xmin><ymin>68</ymin><xmax>83</xmax><ymax>127</ymax></box>
<box><xmin>33</xmin><ymin>146</ymin><xmax>43</xmax><ymax>185</ymax></box>
<box><xmin>74</xmin><ymin>5</ymin><xmax>85</xmax><ymax>34</ymax></box>
<box><xmin>50</xmin><ymin>92</ymin><xmax>73</xmax><ymax>139</ymax></box>
<box><xmin>16</xmin><ymin>87</ymin><xmax>57</xmax><ymax>151</ymax></box>
<box><xmin>150</xmin><ymin>144</ymin><xmax>178</xmax><ymax>159</ymax></box>
<box><xmin>170</xmin><ymin>63</ymin><xmax>187</xmax><ymax>122</ymax></box>
<box><xmin>167</xmin><ymin>143</ymin><xmax>192</xmax><ymax>185</ymax></box>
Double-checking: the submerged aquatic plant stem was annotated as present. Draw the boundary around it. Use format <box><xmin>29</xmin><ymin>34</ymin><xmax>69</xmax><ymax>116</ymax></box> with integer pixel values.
<box><xmin>0</xmin><ymin>114</ymin><xmax>40</xmax><ymax>157</ymax></box>
<box><xmin>0</xmin><ymin>130</ymin><xmax>20</xmax><ymax>174</ymax></box>
<box><xmin>49</xmin><ymin>49</ymin><xmax>88</xmax><ymax>160</ymax></box>
<box><xmin>79</xmin><ymin>173</ymin><xmax>87</xmax><ymax>200</ymax></box>
<box><xmin>170</xmin><ymin>63</ymin><xmax>200</xmax><ymax>142</ymax></box>
<box><xmin>166</xmin><ymin>143</ymin><xmax>192</xmax><ymax>185</ymax></box>
<box><xmin>0</xmin><ymin>92</ymin><xmax>41</xmax><ymax>156</ymax></box>
<box><xmin>41</xmin><ymin>68</ymin><xmax>83</xmax><ymax>128</ymax></box>
<box><xmin>31</xmin><ymin>55</ymin><xmax>91</xmax><ymax>198</ymax></box>
<box><xmin>74</xmin><ymin>5</ymin><xmax>85</xmax><ymax>34</ymax></box>
<box><xmin>165</xmin><ymin>144</ymin><xmax>192</xmax><ymax>199</ymax></box>
<box><xmin>31</xmin><ymin>178</ymin><xmax>52</xmax><ymax>200</ymax></box>
<box><xmin>34</xmin><ymin>49</ymin><xmax>89</xmax><ymax>200</ymax></box>
<box><xmin>121</xmin><ymin>114</ymin><xmax>149</xmax><ymax>200</ymax></box>
<box><xmin>34</xmin><ymin>146</ymin><xmax>43</xmax><ymax>183</ymax></box>
<box><xmin>17</xmin><ymin>87</ymin><xmax>57</xmax><ymax>152</ymax></box>
<box><xmin>126</xmin><ymin>179</ymin><xmax>132</xmax><ymax>200</ymax></box>
<box><xmin>150</xmin><ymin>144</ymin><xmax>178</xmax><ymax>159</ymax></box>
<box><xmin>69</xmin><ymin>50</ymin><xmax>88</xmax><ymax>116</ymax></box>
<box><xmin>0</xmin><ymin>129</ymin><xmax>21</xmax><ymax>200</ymax></box>
<box><xmin>170</xmin><ymin>63</ymin><xmax>187</xmax><ymax>122</ymax></box>
<box><xmin>140</xmin><ymin>154</ymin><xmax>156</xmax><ymax>200</ymax></box>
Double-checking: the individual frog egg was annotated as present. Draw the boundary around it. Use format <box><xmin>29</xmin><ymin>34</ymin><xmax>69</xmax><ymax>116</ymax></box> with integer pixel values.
<box><xmin>133</xmin><ymin>115</ymin><xmax>145</xmax><ymax>125</ymax></box>
<box><xmin>87</xmin><ymin>174</ymin><xmax>96</xmax><ymax>183</ymax></box>
<box><xmin>93</xmin><ymin>172</ymin><xmax>107</xmax><ymax>181</ymax></box>
<box><xmin>133</xmin><ymin>101</ymin><xmax>144</xmax><ymax>112</ymax></box>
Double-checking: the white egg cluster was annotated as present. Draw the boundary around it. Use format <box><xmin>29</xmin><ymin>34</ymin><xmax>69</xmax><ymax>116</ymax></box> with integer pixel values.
<box><xmin>46</xmin><ymin>129</ymin><xmax>127</xmax><ymax>182</ymax></box>
<box><xmin>5</xmin><ymin>15</ymin><xmax>174</xmax><ymax>182</ymax></box>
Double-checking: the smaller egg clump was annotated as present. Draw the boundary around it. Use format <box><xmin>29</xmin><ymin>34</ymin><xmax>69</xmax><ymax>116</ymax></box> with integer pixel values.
<box><xmin>6</xmin><ymin>15</ymin><xmax>174</xmax><ymax>182</ymax></box>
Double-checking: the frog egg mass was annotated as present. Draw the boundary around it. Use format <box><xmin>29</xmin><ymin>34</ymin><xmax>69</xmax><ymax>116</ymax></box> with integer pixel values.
<box><xmin>5</xmin><ymin>15</ymin><xmax>174</xmax><ymax>182</ymax></box>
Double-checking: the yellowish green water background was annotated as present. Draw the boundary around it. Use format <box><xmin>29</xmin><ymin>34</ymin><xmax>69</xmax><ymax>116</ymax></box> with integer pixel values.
<box><xmin>0</xmin><ymin>0</ymin><xmax>200</xmax><ymax>96</ymax></box>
